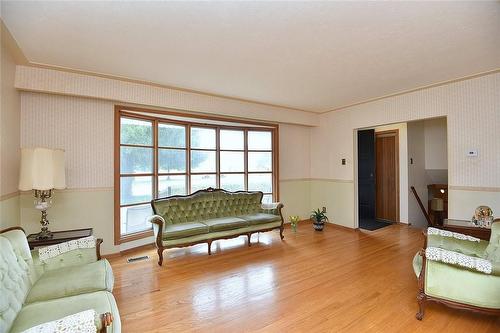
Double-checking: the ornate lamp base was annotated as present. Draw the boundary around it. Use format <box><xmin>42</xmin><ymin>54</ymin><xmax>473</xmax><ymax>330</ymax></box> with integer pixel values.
<box><xmin>36</xmin><ymin>226</ymin><xmax>53</xmax><ymax>240</ymax></box>
<box><xmin>34</xmin><ymin>189</ymin><xmax>54</xmax><ymax>239</ymax></box>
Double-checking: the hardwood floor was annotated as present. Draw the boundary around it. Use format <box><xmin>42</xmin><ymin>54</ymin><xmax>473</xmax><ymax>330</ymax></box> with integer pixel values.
<box><xmin>108</xmin><ymin>223</ymin><xmax>500</xmax><ymax>332</ymax></box>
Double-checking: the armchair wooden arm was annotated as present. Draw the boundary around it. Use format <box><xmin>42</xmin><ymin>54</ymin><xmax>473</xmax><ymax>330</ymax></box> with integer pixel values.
<box><xmin>96</xmin><ymin>238</ymin><xmax>103</xmax><ymax>260</ymax></box>
<box><xmin>99</xmin><ymin>312</ymin><xmax>113</xmax><ymax>333</ymax></box>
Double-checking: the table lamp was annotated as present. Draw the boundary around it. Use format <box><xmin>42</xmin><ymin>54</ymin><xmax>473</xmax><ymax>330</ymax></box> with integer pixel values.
<box><xmin>19</xmin><ymin>148</ymin><xmax>66</xmax><ymax>239</ymax></box>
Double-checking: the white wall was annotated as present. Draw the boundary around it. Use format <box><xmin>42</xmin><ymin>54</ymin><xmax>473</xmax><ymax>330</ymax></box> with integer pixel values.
<box><xmin>407</xmin><ymin>121</ymin><xmax>430</xmax><ymax>229</ymax></box>
<box><xmin>311</xmin><ymin>72</ymin><xmax>500</xmax><ymax>229</ymax></box>
<box><xmin>424</xmin><ymin>117</ymin><xmax>448</xmax><ymax>170</ymax></box>
<box><xmin>279</xmin><ymin>123</ymin><xmax>311</xmax><ymax>221</ymax></box>
<box><xmin>0</xmin><ymin>26</ymin><xmax>21</xmax><ymax>229</ymax></box>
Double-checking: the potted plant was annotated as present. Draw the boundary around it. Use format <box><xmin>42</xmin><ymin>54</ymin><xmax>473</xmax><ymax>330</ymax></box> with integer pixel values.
<box><xmin>311</xmin><ymin>208</ymin><xmax>328</xmax><ymax>231</ymax></box>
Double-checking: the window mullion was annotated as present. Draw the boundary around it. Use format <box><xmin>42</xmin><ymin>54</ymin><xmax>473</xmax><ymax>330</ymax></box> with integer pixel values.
<box><xmin>186</xmin><ymin>124</ymin><xmax>191</xmax><ymax>193</ymax></box>
<box><xmin>216</xmin><ymin>128</ymin><xmax>220</xmax><ymax>188</ymax></box>
<box><xmin>244</xmin><ymin>129</ymin><xmax>248</xmax><ymax>191</ymax></box>
<box><xmin>153</xmin><ymin>119</ymin><xmax>159</xmax><ymax>199</ymax></box>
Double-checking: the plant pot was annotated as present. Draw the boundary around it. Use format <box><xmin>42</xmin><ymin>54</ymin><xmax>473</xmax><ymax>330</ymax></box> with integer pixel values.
<box><xmin>313</xmin><ymin>220</ymin><xmax>325</xmax><ymax>231</ymax></box>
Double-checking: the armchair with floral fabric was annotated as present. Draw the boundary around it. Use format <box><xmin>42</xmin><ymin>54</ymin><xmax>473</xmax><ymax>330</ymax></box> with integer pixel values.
<box><xmin>412</xmin><ymin>221</ymin><xmax>500</xmax><ymax>319</ymax></box>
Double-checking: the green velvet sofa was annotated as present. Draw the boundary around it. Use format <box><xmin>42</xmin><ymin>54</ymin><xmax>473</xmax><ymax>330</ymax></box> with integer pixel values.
<box><xmin>148</xmin><ymin>188</ymin><xmax>284</xmax><ymax>266</ymax></box>
<box><xmin>413</xmin><ymin>222</ymin><xmax>500</xmax><ymax>319</ymax></box>
<box><xmin>0</xmin><ymin>227</ymin><xmax>120</xmax><ymax>333</ymax></box>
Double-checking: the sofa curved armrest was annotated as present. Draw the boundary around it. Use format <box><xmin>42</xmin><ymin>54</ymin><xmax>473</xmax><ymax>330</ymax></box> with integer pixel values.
<box><xmin>261</xmin><ymin>202</ymin><xmax>284</xmax><ymax>216</ymax></box>
<box><xmin>148</xmin><ymin>215</ymin><xmax>166</xmax><ymax>249</ymax></box>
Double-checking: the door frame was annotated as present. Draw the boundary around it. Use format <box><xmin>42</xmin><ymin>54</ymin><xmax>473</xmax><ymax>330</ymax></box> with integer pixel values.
<box><xmin>375</xmin><ymin>129</ymin><xmax>400</xmax><ymax>223</ymax></box>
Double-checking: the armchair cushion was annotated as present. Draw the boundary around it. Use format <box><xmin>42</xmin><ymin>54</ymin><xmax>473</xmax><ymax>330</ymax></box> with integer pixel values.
<box><xmin>25</xmin><ymin>259</ymin><xmax>114</xmax><ymax>304</ymax></box>
<box><xmin>484</xmin><ymin>221</ymin><xmax>500</xmax><ymax>262</ymax></box>
<box><xmin>38</xmin><ymin>236</ymin><xmax>96</xmax><ymax>262</ymax></box>
<box><xmin>427</xmin><ymin>227</ymin><xmax>490</xmax><ymax>258</ymax></box>
<box><xmin>425</xmin><ymin>247</ymin><xmax>493</xmax><ymax>275</ymax></box>
<box><xmin>239</xmin><ymin>213</ymin><xmax>281</xmax><ymax>226</ymax></box>
<box><xmin>21</xmin><ymin>309</ymin><xmax>97</xmax><ymax>333</ymax></box>
<box><xmin>32</xmin><ymin>237</ymin><xmax>99</xmax><ymax>275</ymax></box>
<box><xmin>9</xmin><ymin>291</ymin><xmax>120</xmax><ymax>333</ymax></box>
<box><xmin>425</xmin><ymin>260</ymin><xmax>500</xmax><ymax>309</ymax></box>
<box><xmin>163</xmin><ymin>222</ymin><xmax>209</xmax><ymax>240</ymax></box>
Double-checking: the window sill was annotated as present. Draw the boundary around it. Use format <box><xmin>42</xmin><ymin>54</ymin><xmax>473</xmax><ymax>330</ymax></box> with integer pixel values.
<box><xmin>116</xmin><ymin>230</ymin><xmax>153</xmax><ymax>245</ymax></box>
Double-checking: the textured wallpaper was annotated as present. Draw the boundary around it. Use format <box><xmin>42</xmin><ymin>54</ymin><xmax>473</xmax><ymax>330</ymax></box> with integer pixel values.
<box><xmin>21</xmin><ymin>92</ymin><xmax>114</xmax><ymax>188</ymax></box>
<box><xmin>18</xmin><ymin>70</ymin><xmax>500</xmax><ymax>189</ymax></box>
<box><xmin>311</xmin><ymin>72</ymin><xmax>500</xmax><ymax>188</ymax></box>
<box><xmin>20</xmin><ymin>92</ymin><xmax>313</xmax><ymax>190</ymax></box>
<box><xmin>15</xmin><ymin>66</ymin><xmax>317</xmax><ymax>126</ymax></box>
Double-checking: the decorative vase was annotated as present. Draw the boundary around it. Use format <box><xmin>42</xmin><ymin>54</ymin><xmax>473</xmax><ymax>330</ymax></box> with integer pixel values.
<box><xmin>313</xmin><ymin>219</ymin><xmax>325</xmax><ymax>231</ymax></box>
<box><xmin>288</xmin><ymin>215</ymin><xmax>300</xmax><ymax>233</ymax></box>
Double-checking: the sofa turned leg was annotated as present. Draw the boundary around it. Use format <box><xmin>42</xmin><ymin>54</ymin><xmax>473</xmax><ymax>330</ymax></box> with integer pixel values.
<box><xmin>280</xmin><ymin>226</ymin><xmax>285</xmax><ymax>240</ymax></box>
<box><xmin>208</xmin><ymin>241</ymin><xmax>212</xmax><ymax>255</ymax></box>
<box><xmin>416</xmin><ymin>292</ymin><xmax>426</xmax><ymax>320</ymax></box>
<box><xmin>157</xmin><ymin>248</ymin><xmax>164</xmax><ymax>266</ymax></box>
<box><xmin>247</xmin><ymin>233</ymin><xmax>252</xmax><ymax>247</ymax></box>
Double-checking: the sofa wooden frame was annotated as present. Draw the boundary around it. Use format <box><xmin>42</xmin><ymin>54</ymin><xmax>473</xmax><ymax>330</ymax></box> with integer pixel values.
<box><xmin>0</xmin><ymin>226</ymin><xmax>113</xmax><ymax>332</ymax></box>
<box><xmin>150</xmin><ymin>188</ymin><xmax>285</xmax><ymax>266</ymax></box>
<box><xmin>415</xmin><ymin>232</ymin><xmax>500</xmax><ymax>320</ymax></box>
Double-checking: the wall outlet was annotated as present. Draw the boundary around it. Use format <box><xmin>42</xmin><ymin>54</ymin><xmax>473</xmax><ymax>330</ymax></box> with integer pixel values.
<box><xmin>322</xmin><ymin>206</ymin><xmax>327</xmax><ymax>213</ymax></box>
<box><xmin>341</xmin><ymin>158</ymin><xmax>346</xmax><ymax>165</ymax></box>
<box><xmin>467</xmin><ymin>149</ymin><xmax>478</xmax><ymax>157</ymax></box>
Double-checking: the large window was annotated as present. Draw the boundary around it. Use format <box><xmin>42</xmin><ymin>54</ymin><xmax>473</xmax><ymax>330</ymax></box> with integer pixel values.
<box><xmin>115</xmin><ymin>106</ymin><xmax>278</xmax><ymax>244</ymax></box>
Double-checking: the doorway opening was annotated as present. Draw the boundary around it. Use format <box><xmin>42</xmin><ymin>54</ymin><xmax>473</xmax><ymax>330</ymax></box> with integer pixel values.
<box><xmin>355</xmin><ymin>117</ymin><xmax>448</xmax><ymax>231</ymax></box>
<box><xmin>357</xmin><ymin>126</ymin><xmax>400</xmax><ymax>231</ymax></box>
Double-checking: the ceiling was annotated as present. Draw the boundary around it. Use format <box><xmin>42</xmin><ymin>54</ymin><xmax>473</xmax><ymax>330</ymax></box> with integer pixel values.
<box><xmin>2</xmin><ymin>1</ymin><xmax>499</xmax><ymax>112</ymax></box>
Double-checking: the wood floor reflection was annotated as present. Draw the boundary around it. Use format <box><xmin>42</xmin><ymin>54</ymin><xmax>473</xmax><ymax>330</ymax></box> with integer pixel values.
<box><xmin>108</xmin><ymin>223</ymin><xmax>500</xmax><ymax>332</ymax></box>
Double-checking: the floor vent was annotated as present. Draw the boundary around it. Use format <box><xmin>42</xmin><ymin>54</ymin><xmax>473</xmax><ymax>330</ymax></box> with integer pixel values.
<box><xmin>127</xmin><ymin>255</ymin><xmax>150</xmax><ymax>263</ymax></box>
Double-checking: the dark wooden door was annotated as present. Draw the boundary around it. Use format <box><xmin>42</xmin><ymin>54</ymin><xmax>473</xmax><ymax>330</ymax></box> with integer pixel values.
<box><xmin>358</xmin><ymin>130</ymin><xmax>376</xmax><ymax>221</ymax></box>
<box><xmin>375</xmin><ymin>131</ymin><xmax>399</xmax><ymax>222</ymax></box>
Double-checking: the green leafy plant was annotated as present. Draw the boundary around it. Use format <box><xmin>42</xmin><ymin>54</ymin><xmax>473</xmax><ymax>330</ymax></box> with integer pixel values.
<box><xmin>310</xmin><ymin>208</ymin><xmax>328</xmax><ymax>223</ymax></box>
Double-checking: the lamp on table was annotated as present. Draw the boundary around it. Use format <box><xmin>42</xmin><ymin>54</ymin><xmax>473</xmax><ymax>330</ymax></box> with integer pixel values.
<box><xmin>18</xmin><ymin>148</ymin><xmax>66</xmax><ymax>239</ymax></box>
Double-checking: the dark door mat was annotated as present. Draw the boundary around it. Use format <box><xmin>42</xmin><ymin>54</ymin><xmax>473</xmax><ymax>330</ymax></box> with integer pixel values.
<box><xmin>359</xmin><ymin>218</ymin><xmax>392</xmax><ymax>231</ymax></box>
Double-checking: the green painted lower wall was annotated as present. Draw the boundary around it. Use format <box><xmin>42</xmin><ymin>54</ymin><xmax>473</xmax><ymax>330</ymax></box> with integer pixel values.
<box><xmin>20</xmin><ymin>189</ymin><xmax>118</xmax><ymax>254</ymax></box>
<box><xmin>0</xmin><ymin>195</ymin><xmax>20</xmax><ymax>230</ymax></box>
<box><xmin>279</xmin><ymin>180</ymin><xmax>311</xmax><ymax>222</ymax></box>
<box><xmin>310</xmin><ymin>180</ymin><xmax>355</xmax><ymax>228</ymax></box>
<box><xmin>448</xmin><ymin>189</ymin><xmax>500</xmax><ymax>221</ymax></box>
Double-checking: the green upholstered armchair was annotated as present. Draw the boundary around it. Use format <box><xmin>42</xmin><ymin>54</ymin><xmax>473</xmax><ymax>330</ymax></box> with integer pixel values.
<box><xmin>413</xmin><ymin>222</ymin><xmax>500</xmax><ymax>320</ymax></box>
<box><xmin>0</xmin><ymin>227</ymin><xmax>120</xmax><ymax>333</ymax></box>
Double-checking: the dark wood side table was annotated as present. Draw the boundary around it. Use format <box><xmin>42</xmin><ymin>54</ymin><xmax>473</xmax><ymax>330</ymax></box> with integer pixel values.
<box><xmin>27</xmin><ymin>228</ymin><xmax>93</xmax><ymax>250</ymax></box>
<box><xmin>442</xmin><ymin>219</ymin><xmax>491</xmax><ymax>241</ymax></box>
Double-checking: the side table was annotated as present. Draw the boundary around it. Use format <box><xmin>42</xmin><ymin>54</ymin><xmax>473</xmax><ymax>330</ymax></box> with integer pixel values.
<box><xmin>442</xmin><ymin>219</ymin><xmax>491</xmax><ymax>241</ymax></box>
<box><xmin>27</xmin><ymin>228</ymin><xmax>93</xmax><ymax>250</ymax></box>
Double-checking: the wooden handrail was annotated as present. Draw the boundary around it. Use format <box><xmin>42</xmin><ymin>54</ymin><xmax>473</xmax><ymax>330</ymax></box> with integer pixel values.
<box><xmin>410</xmin><ymin>186</ymin><xmax>433</xmax><ymax>227</ymax></box>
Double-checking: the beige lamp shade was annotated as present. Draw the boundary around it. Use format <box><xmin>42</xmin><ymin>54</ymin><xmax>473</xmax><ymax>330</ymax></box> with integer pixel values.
<box><xmin>19</xmin><ymin>148</ymin><xmax>66</xmax><ymax>191</ymax></box>
<box><xmin>431</xmin><ymin>198</ymin><xmax>444</xmax><ymax>212</ymax></box>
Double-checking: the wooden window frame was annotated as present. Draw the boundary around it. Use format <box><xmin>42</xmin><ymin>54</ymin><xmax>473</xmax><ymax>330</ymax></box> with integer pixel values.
<box><xmin>114</xmin><ymin>105</ymin><xmax>280</xmax><ymax>245</ymax></box>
